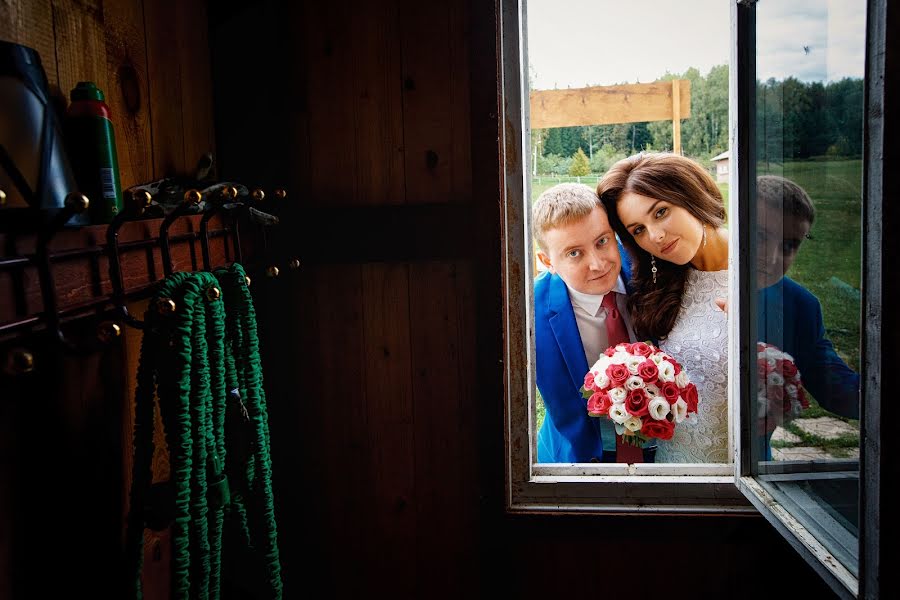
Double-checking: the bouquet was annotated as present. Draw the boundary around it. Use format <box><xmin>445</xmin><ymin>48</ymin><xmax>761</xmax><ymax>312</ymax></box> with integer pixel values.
<box><xmin>757</xmin><ymin>342</ymin><xmax>809</xmax><ymax>434</ymax></box>
<box><xmin>581</xmin><ymin>341</ymin><xmax>699</xmax><ymax>447</ymax></box>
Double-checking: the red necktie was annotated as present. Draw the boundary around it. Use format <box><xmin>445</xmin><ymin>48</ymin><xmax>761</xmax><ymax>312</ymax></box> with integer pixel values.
<box><xmin>602</xmin><ymin>292</ymin><xmax>629</xmax><ymax>347</ymax></box>
<box><xmin>603</xmin><ymin>292</ymin><xmax>643</xmax><ymax>463</ymax></box>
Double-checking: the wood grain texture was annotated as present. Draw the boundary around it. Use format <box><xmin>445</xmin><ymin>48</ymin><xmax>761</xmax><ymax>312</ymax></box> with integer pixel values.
<box><xmin>142</xmin><ymin>0</ymin><xmax>184</xmax><ymax>176</ymax></box>
<box><xmin>103</xmin><ymin>0</ymin><xmax>154</xmax><ymax>190</ymax></box>
<box><xmin>530</xmin><ymin>80</ymin><xmax>692</xmax><ymax>129</ymax></box>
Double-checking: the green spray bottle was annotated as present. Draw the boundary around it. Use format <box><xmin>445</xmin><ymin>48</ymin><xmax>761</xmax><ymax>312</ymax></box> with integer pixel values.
<box><xmin>64</xmin><ymin>81</ymin><xmax>123</xmax><ymax>223</ymax></box>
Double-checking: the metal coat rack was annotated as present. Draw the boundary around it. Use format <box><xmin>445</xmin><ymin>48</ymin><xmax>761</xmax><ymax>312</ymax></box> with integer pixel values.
<box><xmin>0</xmin><ymin>184</ymin><xmax>294</xmax><ymax>375</ymax></box>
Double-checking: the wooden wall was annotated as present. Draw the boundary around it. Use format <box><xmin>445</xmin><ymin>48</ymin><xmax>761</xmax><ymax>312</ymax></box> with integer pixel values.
<box><xmin>1</xmin><ymin>1</ymin><xmax>215</xmax><ymax>597</ymax></box>
<box><xmin>2</xmin><ymin>0</ymin><xmax>840</xmax><ymax>598</ymax></box>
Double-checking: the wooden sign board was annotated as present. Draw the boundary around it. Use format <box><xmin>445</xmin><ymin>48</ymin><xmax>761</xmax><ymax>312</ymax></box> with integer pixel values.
<box><xmin>529</xmin><ymin>80</ymin><xmax>691</xmax><ymax>128</ymax></box>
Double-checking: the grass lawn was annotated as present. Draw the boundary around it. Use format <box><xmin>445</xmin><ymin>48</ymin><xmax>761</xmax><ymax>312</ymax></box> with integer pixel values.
<box><xmin>530</xmin><ymin>159</ymin><xmax>861</xmax><ymax>435</ymax></box>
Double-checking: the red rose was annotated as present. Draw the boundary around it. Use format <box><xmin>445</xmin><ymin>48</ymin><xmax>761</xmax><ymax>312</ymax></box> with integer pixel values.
<box><xmin>682</xmin><ymin>383</ymin><xmax>699</xmax><ymax>413</ymax></box>
<box><xmin>757</xmin><ymin>360</ymin><xmax>768</xmax><ymax>380</ymax></box>
<box><xmin>604</xmin><ymin>346</ymin><xmax>616</xmax><ymax>357</ymax></box>
<box><xmin>797</xmin><ymin>386</ymin><xmax>809</xmax><ymax>409</ymax></box>
<box><xmin>782</xmin><ymin>360</ymin><xmax>798</xmax><ymax>379</ymax></box>
<box><xmin>587</xmin><ymin>392</ymin><xmax>613</xmax><ymax>416</ymax></box>
<box><xmin>584</xmin><ymin>372</ymin><xmax>596</xmax><ymax>391</ymax></box>
<box><xmin>672</xmin><ymin>360</ymin><xmax>682</xmax><ymax>375</ymax></box>
<box><xmin>661</xmin><ymin>382</ymin><xmax>680</xmax><ymax>403</ymax></box>
<box><xmin>632</xmin><ymin>342</ymin><xmax>653</xmax><ymax>358</ymax></box>
<box><xmin>637</xmin><ymin>360</ymin><xmax>659</xmax><ymax>383</ymax></box>
<box><xmin>641</xmin><ymin>418</ymin><xmax>675</xmax><ymax>440</ymax></box>
<box><xmin>606</xmin><ymin>364</ymin><xmax>629</xmax><ymax>388</ymax></box>
<box><xmin>625</xmin><ymin>388</ymin><xmax>650</xmax><ymax>417</ymax></box>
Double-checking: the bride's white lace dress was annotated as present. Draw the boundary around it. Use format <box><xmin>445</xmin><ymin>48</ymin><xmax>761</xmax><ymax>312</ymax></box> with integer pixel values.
<box><xmin>655</xmin><ymin>269</ymin><xmax>729</xmax><ymax>463</ymax></box>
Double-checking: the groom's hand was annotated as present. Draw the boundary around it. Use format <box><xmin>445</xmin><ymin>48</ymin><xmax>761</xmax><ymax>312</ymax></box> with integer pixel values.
<box><xmin>714</xmin><ymin>297</ymin><xmax>728</xmax><ymax>313</ymax></box>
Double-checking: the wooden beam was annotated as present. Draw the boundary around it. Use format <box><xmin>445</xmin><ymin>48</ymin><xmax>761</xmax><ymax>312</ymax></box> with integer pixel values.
<box><xmin>529</xmin><ymin>80</ymin><xmax>691</xmax><ymax>129</ymax></box>
<box><xmin>672</xmin><ymin>79</ymin><xmax>682</xmax><ymax>155</ymax></box>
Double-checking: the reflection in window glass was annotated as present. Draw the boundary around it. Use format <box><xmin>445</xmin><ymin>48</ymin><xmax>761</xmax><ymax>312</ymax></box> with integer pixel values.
<box><xmin>753</xmin><ymin>0</ymin><xmax>864</xmax><ymax>575</ymax></box>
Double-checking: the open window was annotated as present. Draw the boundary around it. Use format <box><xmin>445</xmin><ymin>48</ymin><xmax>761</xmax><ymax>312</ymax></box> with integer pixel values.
<box><xmin>504</xmin><ymin>0</ymin><xmax>893</xmax><ymax>596</ymax></box>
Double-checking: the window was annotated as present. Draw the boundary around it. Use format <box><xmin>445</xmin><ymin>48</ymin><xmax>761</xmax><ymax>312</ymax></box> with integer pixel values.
<box><xmin>503</xmin><ymin>0</ymin><xmax>892</xmax><ymax>596</ymax></box>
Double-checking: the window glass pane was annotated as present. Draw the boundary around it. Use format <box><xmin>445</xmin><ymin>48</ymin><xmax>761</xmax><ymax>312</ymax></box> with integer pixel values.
<box><xmin>752</xmin><ymin>0</ymin><xmax>864</xmax><ymax>575</ymax></box>
<box><xmin>527</xmin><ymin>0</ymin><xmax>732</xmax><ymax>466</ymax></box>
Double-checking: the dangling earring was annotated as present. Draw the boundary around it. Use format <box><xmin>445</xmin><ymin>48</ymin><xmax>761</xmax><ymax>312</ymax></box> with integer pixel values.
<box><xmin>703</xmin><ymin>224</ymin><xmax>708</xmax><ymax>248</ymax></box>
<box><xmin>651</xmin><ymin>255</ymin><xmax>658</xmax><ymax>285</ymax></box>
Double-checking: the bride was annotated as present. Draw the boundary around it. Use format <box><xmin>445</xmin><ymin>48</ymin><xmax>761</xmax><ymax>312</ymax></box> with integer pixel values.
<box><xmin>597</xmin><ymin>153</ymin><xmax>729</xmax><ymax>463</ymax></box>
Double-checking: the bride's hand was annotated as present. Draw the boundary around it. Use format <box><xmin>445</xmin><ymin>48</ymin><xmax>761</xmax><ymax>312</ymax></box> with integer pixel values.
<box><xmin>714</xmin><ymin>297</ymin><xmax>728</xmax><ymax>313</ymax></box>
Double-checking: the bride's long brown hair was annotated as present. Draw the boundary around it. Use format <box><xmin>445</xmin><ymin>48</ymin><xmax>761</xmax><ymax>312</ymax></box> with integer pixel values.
<box><xmin>597</xmin><ymin>153</ymin><xmax>726</xmax><ymax>340</ymax></box>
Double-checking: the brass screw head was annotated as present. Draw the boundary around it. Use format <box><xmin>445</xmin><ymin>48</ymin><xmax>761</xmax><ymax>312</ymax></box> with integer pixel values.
<box><xmin>244</xmin><ymin>275</ymin><xmax>252</xmax><ymax>287</ymax></box>
<box><xmin>4</xmin><ymin>348</ymin><xmax>35</xmax><ymax>376</ymax></box>
<box><xmin>184</xmin><ymin>189</ymin><xmax>202</xmax><ymax>205</ymax></box>
<box><xmin>289</xmin><ymin>258</ymin><xmax>301</xmax><ymax>269</ymax></box>
<box><xmin>265</xmin><ymin>266</ymin><xmax>280</xmax><ymax>278</ymax></box>
<box><xmin>97</xmin><ymin>321</ymin><xmax>122</xmax><ymax>343</ymax></box>
<box><xmin>156</xmin><ymin>297</ymin><xmax>177</xmax><ymax>314</ymax></box>
<box><xmin>251</xmin><ymin>189</ymin><xmax>265</xmax><ymax>202</ymax></box>
<box><xmin>132</xmin><ymin>189</ymin><xmax>153</xmax><ymax>212</ymax></box>
<box><xmin>65</xmin><ymin>192</ymin><xmax>90</xmax><ymax>212</ymax></box>
<box><xmin>222</xmin><ymin>186</ymin><xmax>238</xmax><ymax>201</ymax></box>
<box><xmin>274</xmin><ymin>188</ymin><xmax>287</xmax><ymax>200</ymax></box>
<box><xmin>0</xmin><ymin>189</ymin><xmax>7</xmax><ymax>207</ymax></box>
<box><xmin>206</xmin><ymin>286</ymin><xmax>221</xmax><ymax>301</ymax></box>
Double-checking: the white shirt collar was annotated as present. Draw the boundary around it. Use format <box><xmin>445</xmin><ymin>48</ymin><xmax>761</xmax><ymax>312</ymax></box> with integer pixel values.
<box><xmin>566</xmin><ymin>276</ymin><xmax>627</xmax><ymax>317</ymax></box>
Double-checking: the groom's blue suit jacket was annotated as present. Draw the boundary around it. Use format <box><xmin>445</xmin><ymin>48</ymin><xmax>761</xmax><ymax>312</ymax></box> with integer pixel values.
<box><xmin>535</xmin><ymin>251</ymin><xmax>632</xmax><ymax>463</ymax></box>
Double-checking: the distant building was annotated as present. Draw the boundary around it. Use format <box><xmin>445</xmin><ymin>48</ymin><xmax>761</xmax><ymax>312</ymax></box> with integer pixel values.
<box><xmin>711</xmin><ymin>150</ymin><xmax>730</xmax><ymax>183</ymax></box>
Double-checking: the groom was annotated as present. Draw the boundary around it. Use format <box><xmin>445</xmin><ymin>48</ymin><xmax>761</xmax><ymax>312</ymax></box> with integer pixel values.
<box><xmin>533</xmin><ymin>183</ymin><xmax>654</xmax><ymax>463</ymax></box>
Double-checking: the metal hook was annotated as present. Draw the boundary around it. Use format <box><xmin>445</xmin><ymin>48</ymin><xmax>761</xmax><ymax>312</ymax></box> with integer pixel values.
<box><xmin>159</xmin><ymin>189</ymin><xmax>202</xmax><ymax>277</ymax></box>
<box><xmin>35</xmin><ymin>193</ymin><xmax>91</xmax><ymax>350</ymax></box>
<box><xmin>106</xmin><ymin>190</ymin><xmax>153</xmax><ymax>329</ymax></box>
<box><xmin>200</xmin><ymin>185</ymin><xmax>239</xmax><ymax>270</ymax></box>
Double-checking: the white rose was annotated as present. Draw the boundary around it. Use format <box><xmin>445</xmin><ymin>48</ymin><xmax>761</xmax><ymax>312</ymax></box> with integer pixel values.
<box><xmin>625</xmin><ymin>355</ymin><xmax>644</xmax><ymax>375</ymax></box>
<box><xmin>609</xmin><ymin>403</ymin><xmax>629</xmax><ymax>424</ymax></box>
<box><xmin>672</xmin><ymin>398</ymin><xmax>688</xmax><ymax>423</ymax></box>
<box><xmin>625</xmin><ymin>375</ymin><xmax>646</xmax><ymax>391</ymax></box>
<box><xmin>657</xmin><ymin>360</ymin><xmax>676</xmax><ymax>383</ymax></box>
<box><xmin>649</xmin><ymin>353</ymin><xmax>665</xmax><ymax>365</ymax></box>
<box><xmin>756</xmin><ymin>393</ymin><xmax>769</xmax><ymax>417</ymax></box>
<box><xmin>785</xmin><ymin>383</ymin><xmax>798</xmax><ymax>400</ymax></box>
<box><xmin>645</xmin><ymin>383</ymin><xmax>661</xmax><ymax>397</ymax></box>
<box><xmin>608</xmin><ymin>387</ymin><xmax>627</xmax><ymax>403</ymax></box>
<box><xmin>594</xmin><ymin>373</ymin><xmax>611</xmax><ymax>389</ymax></box>
<box><xmin>610</xmin><ymin>351</ymin><xmax>630</xmax><ymax>365</ymax></box>
<box><xmin>648</xmin><ymin>396</ymin><xmax>671</xmax><ymax>421</ymax></box>
<box><xmin>624</xmin><ymin>415</ymin><xmax>643</xmax><ymax>432</ymax></box>
<box><xmin>675</xmin><ymin>370</ymin><xmax>689</xmax><ymax>388</ymax></box>
<box><xmin>766</xmin><ymin>372</ymin><xmax>785</xmax><ymax>387</ymax></box>
<box><xmin>615</xmin><ymin>343</ymin><xmax>630</xmax><ymax>353</ymax></box>
<box><xmin>614</xmin><ymin>422</ymin><xmax>626</xmax><ymax>436</ymax></box>
<box><xmin>593</xmin><ymin>355</ymin><xmax>612</xmax><ymax>373</ymax></box>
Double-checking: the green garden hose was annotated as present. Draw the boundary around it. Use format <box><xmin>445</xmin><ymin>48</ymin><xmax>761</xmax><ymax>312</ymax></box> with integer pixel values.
<box><xmin>125</xmin><ymin>266</ymin><xmax>282</xmax><ymax>599</ymax></box>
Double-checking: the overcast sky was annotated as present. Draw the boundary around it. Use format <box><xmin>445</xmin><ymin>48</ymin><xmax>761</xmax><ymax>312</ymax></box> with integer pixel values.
<box><xmin>526</xmin><ymin>0</ymin><xmax>866</xmax><ymax>90</ymax></box>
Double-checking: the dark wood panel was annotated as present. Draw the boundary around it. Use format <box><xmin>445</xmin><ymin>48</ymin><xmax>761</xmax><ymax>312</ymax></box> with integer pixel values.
<box><xmin>302</xmin><ymin>2</ymin><xmax>359</xmax><ymax>203</ymax></box>
<box><xmin>103</xmin><ymin>0</ymin><xmax>154</xmax><ymax>190</ymax></box>
<box><xmin>350</xmin><ymin>1</ymin><xmax>405</xmax><ymax>205</ymax></box>
<box><xmin>360</xmin><ymin>263</ymin><xmax>415</xmax><ymax>595</ymax></box>
<box><xmin>143</xmin><ymin>0</ymin><xmax>185</xmax><ymax>176</ymax></box>
<box><xmin>176</xmin><ymin>0</ymin><xmax>216</xmax><ymax>176</ymax></box>
<box><xmin>52</xmin><ymin>0</ymin><xmax>109</xmax><ymax>106</ymax></box>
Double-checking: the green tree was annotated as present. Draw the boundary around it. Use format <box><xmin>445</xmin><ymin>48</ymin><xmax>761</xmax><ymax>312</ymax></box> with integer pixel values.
<box><xmin>569</xmin><ymin>148</ymin><xmax>591</xmax><ymax>176</ymax></box>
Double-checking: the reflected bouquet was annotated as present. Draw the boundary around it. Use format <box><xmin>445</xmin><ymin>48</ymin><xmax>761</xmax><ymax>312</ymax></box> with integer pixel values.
<box><xmin>757</xmin><ymin>342</ymin><xmax>809</xmax><ymax>434</ymax></box>
<box><xmin>580</xmin><ymin>341</ymin><xmax>699</xmax><ymax>446</ymax></box>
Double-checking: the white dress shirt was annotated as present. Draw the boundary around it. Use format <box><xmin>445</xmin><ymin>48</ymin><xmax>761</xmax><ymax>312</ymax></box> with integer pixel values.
<box><xmin>566</xmin><ymin>276</ymin><xmax>637</xmax><ymax>453</ymax></box>
<box><xmin>566</xmin><ymin>276</ymin><xmax>637</xmax><ymax>367</ymax></box>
